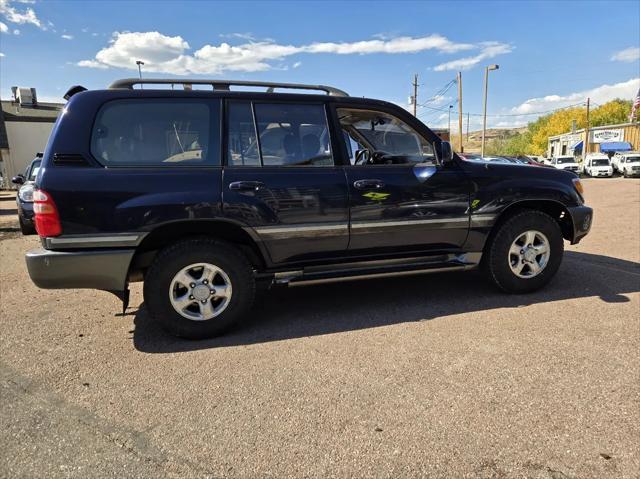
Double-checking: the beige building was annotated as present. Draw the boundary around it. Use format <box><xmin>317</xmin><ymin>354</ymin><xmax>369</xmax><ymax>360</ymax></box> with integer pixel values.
<box><xmin>548</xmin><ymin>122</ymin><xmax>640</xmax><ymax>158</ymax></box>
<box><xmin>0</xmin><ymin>89</ymin><xmax>63</xmax><ymax>188</ymax></box>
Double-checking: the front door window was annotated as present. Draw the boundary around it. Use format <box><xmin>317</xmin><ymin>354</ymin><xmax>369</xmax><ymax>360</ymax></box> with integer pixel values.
<box><xmin>336</xmin><ymin>108</ymin><xmax>435</xmax><ymax>166</ymax></box>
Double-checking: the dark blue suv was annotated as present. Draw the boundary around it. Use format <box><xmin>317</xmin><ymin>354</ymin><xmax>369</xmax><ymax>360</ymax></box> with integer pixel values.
<box><xmin>26</xmin><ymin>78</ymin><xmax>593</xmax><ymax>339</ymax></box>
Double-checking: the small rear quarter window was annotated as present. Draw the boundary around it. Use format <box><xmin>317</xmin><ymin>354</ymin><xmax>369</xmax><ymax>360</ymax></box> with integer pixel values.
<box><xmin>90</xmin><ymin>99</ymin><xmax>220</xmax><ymax>166</ymax></box>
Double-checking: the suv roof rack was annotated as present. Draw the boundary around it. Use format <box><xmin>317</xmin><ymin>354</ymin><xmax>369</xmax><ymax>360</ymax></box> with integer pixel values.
<box><xmin>108</xmin><ymin>78</ymin><xmax>349</xmax><ymax>97</ymax></box>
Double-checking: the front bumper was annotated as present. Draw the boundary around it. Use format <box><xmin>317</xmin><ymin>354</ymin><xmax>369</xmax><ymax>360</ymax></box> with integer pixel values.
<box><xmin>17</xmin><ymin>201</ymin><xmax>34</xmax><ymax>224</ymax></box>
<box><xmin>567</xmin><ymin>206</ymin><xmax>593</xmax><ymax>244</ymax></box>
<box><xmin>26</xmin><ymin>248</ymin><xmax>135</xmax><ymax>291</ymax></box>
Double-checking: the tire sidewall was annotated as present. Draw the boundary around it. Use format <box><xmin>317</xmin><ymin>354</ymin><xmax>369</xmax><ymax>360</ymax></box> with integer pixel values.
<box><xmin>144</xmin><ymin>240</ymin><xmax>254</xmax><ymax>339</ymax></box>
<box><xmin>488</xmin><ymin>211</ymin><xmax>564</xmax><ymax>293</ymax></box>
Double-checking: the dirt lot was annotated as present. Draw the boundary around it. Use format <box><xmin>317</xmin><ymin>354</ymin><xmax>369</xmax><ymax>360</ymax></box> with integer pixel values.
<box><xmin>1</xmin><ymin>179</ymin><xmax>639</xmax><ymax>478</ymax></box>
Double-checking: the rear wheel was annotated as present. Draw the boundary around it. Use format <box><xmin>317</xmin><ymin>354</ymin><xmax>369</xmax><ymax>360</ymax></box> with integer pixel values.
<box><xmin>484</xmin><ymin>210</ymin><xmax>564</xmax><ymax>293</ymax></box>
<box><xmin>143</xmin><ymin>238</ymin><xmax>255</xmax><ymax>339</ymax></box>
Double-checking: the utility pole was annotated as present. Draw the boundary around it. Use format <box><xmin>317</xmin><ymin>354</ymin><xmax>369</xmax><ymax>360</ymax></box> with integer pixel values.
<box><xmin>457</xmin><ymin>71</ymin><xmax>463</xmax><ymax>152</ymax></box>
<box><xmin>466</xmin><ymin>112</ymin><xmax>470</xmax><ymax>143</ymax></box>
<box><xmin>412</xmin><ymin>74</ymin><xmax>418</xmax><ymax>117</ymax></box>
<box><xmin>448</xmin><ymin>105</ymin><xmax>452</xmax><ymax>136</ymax></box>
<box><xmin>583</xmin><ymin>97</ymin><xmax>590</xmax><ymax>160</ymax></box>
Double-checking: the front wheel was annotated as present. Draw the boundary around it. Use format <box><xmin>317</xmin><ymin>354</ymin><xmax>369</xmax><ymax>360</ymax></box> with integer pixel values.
<box><xmin>143</xmin><ymin>238</ymin><xmax>255</xmax><ymax>339</ymax></box>
<box><xmin>484</xmin><ymin>210</ymin><xmax>564</xmax><ymax>293</ymax></box>
<box><xmin>19</xmin><ymin>216</ymin><xmax>36</xmax><ymax>235</ymax></box>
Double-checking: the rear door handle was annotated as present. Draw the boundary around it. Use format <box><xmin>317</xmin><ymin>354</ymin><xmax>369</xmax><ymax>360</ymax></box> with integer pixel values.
<box><xmin>353</xmin><ymin>179</ymin><xmax>385</xmax><ymax>190</ymax></box>
<box><xmin>229</xmin><ymin>181</ymin><xmax>265</xmax><ymax>192</ymax></box>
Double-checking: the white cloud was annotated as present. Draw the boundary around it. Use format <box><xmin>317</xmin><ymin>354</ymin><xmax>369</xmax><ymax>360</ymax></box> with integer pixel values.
<box><xmin>77</xmin><ymin>59</ymin><xmax>109</xmax><ymax>69</ymax></box>
<box><xmin>0</xmin><ymin>52</ymin><xmax>4</xmax><ymax>57</ymax></box>
<box><xmin>292</xmin><ymin>61</ymin><xmax>302</xmax><ymax>69</ymax></box>
<box><xmin>0</xmin><ymin>0</ymin><xmax>42</xmax><ymax>28</ymax></box>
<box><xmin>0</xmin><ymin>20</ymin><xmax>7</xmax><ymax>32</ymax></box>
<box><xmin>511</xmin><ymin>77</ymin><xmax>640</xmax><ymax>115</ymax></box>
<box><xmin>77</xmin><ymin>32</ymin><xmax>491</xmax><ymax>75</ymax></box>
<box><xmin>12</xmin><ymin>27</ymin><xmax>18</xmax><ymax>34</ymax></box>
<box><xmin>611</xmin><ymin>47</ymin><xmax>640</xmax><ymax>63</ymax></box>
<box><xmin>61</xmin><ymin>33</ymin><xmax>73</xmax><ymax>40</ymax></box>
<box><xmin>433</xmin><ymin>42</ymin><xmax>512</xmax><ymax>71</ymax></box>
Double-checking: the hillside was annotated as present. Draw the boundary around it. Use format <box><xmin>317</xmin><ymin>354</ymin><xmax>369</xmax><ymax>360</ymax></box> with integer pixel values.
<box><xmin>457</xmin><ymin>127</ymin><xmax>527</xmax><ymax>153</ymax></box>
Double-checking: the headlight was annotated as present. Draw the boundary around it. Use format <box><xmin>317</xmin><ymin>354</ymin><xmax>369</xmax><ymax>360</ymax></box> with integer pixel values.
<box><xmin>18</xmin><ymin>184</ymin><xmax>34</xmax><ymax>202</ymax></box>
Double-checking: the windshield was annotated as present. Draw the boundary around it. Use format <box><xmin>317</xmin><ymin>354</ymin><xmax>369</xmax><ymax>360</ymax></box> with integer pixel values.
<box><xmin>556</xmin><ymin>157</ymin><xmax>574</xmax><ymax>164</ymax></box>
<box><xmin>626</xmin><ymin>156</ymin><xmax>640</xmax><ymax>163</ymax></box>
<box><xmin>28</xmin><ymin>160</ymin><xmax>42</xmax><ymax>181</ymax></box>
<box><xmin>591</xmin><ymin>159</ymin><xmax>609</xmax><ymax>166</ymax></box>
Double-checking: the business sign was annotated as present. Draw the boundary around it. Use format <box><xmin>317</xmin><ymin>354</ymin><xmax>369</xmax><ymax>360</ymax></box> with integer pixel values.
<box><xmin>564</xmin><ymin>134</ymin><xmax>582</xmax><ymax>146</ymax></box>
<box><xmin>591</xmin><ymin>129</ymin><xmax>624</xmax><ymax>143</ymax></box>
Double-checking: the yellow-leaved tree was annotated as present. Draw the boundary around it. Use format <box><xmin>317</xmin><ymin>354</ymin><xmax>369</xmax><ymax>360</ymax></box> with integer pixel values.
<box><xmin>498</xmin><ymin>99</ymin><xmax>633</xmax><ymax>155</ymax></box>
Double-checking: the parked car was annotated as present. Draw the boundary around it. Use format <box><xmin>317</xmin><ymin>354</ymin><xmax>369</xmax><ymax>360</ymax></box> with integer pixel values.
<box><xmin>482</xmin><ymin>156</ymin><xmax>513</xmax><ymax>164</ymax></box>
<box><xmin>612</xmin><ymin>151</ymin><xmax>640</xmax><ymax>177</ymax></box>
<box><xmin>25</xmin><ymin>78</ymin><xmax>593</xmax><ymax>339</ymax></box>
<box><xmin>582</xmin><ymin>154</ymin><xmax>613</xmax><ymax>178</ymax></box>
<box><xmin>551</xmin><ymin>156</ymin><xmax>580</xmax><ymax>174</ymax></box>
<box><xmin>11</xmin><ymin>154</ymin><xmax>42</xmax><ymax>234</ymax></box>
<box><xmin>457</xmin><ymin>153</ymin><xmax>482</xmax><ymax>161</ymax></box>
<box><xmin>510</xmin><ymin>155</ymin><xmax>551</xmax><ymax>168</ymax></box>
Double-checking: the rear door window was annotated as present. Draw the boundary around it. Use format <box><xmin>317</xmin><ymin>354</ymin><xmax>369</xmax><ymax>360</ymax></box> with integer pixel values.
<box><xmin>226</xmin><ymin>101</ymin><xmax>334</xmax><ymax>167</ymax></box>
<box><xmin>91</xmin><ymin>99</ymin><xmax>220</xmax><ymax>166</ymax></box>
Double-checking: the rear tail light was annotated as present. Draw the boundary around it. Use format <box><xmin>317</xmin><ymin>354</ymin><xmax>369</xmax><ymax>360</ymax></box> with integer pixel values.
<box><xmin>33</xmin><ymin>189</ymin><xmax>62</xmax><ymax>237</ymax></box>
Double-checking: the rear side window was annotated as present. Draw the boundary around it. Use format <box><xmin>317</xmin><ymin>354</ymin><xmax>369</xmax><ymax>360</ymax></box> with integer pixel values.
<box><xmin>91</xmin><ymin>100</ymin><xmax>220</xmax><ymax>166</ymax></box>
<box><xmin>226</xmin><ymin>101</ymin><xmax>333</xmax><ymax>167</ymax></box>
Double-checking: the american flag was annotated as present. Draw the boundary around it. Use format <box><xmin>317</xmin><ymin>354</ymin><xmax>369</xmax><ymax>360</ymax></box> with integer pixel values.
<box><xmin>631</xmin><ymin>88</ymin><xmax>640</xmax><ymax>122</ymax></box>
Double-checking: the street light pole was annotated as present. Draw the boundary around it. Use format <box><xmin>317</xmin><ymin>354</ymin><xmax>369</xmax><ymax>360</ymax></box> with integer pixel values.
<box><xmin>448</xmin><ymin>105</ymin><xmax>453</xmax><ymax>137</ymax></box>
<box><xmin>136</xmin><ymin>60</ymin><xmax>145</xmax><ymax>89</ymax></box>
<box><xmin>481</xmin><ymin>64</ymin><xmax>499</xmax><ymax>158</ymax></box>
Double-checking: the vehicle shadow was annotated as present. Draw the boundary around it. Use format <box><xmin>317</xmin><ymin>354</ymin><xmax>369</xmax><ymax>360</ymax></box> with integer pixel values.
<box><xmin>131</xmin><ymin>251</ymin><xmax>640</xmax><ymax>353</ymax></box>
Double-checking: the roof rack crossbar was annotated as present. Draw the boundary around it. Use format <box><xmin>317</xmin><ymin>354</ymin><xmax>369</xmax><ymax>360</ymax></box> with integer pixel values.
<box><xmin>108</xmin><ymin>78</ymin><xmax>349</xmax><ymax>97</ymax></box>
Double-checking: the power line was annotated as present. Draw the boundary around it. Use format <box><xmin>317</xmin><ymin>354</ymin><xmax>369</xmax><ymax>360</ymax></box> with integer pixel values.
<box><xmin>419</xmin><ymin>101</ymin><xmax>587</xmax><ymax>118</ymax></box>
<box><xmin>418</xmin><ymin>78</ymin><xmax>457</xmax><ymax>107</ymax></box>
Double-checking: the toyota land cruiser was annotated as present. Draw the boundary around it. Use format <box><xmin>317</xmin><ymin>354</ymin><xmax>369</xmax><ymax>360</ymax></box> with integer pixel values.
<box><xmin>26</xmin><ymin>78</ymin><xmax>593</xmax><ymax>339</ymax></box>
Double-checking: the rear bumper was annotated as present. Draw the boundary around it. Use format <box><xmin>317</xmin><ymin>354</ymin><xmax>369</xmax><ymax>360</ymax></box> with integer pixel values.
<box><xmin>26</xmin><ymin>248</ymin><xmax>135</xmax><ymax>291</ymax></box>
<box><xmin>567</xmin><ymin>206</ymin><xmax>593</xmax><ymax>244</ymax></box>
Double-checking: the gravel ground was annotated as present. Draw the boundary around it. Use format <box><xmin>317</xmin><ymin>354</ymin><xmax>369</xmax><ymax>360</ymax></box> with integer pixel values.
<box><xmin>1</xmin><ymin>178</ymin><xmax>639</xmax><ymax>478</ymax></box>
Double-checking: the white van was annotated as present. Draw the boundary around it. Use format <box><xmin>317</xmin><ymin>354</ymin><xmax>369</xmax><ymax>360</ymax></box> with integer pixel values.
<box><xmin>582</xmin><ymin>154</ymin><xmax>613</xmax><ymax>177</ymax></box>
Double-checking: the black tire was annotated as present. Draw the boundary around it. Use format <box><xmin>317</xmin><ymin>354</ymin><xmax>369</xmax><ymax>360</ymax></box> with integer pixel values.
<box><xmin>19</xmin><ymin>216</ymin><xmax>36</xmax><ymax>235</ymax></box>
<box><xmin>484</xmin><ymin>210</ymin><xmax>564</xmax><ymax>294</ymax></box>
<box><xmin>623</xmin><ymin>169</ymin><xmax>628</xmax><ymax>178</ymax></box>
<box><xmin>143</xmin><ymin>238</ymin><xmax>255</xmax><ymax>339</ymax></box>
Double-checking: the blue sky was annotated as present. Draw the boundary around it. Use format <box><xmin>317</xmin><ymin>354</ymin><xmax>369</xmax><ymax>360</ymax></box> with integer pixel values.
<box><xmin>1</xmin><ymin>0</ymin><xmax>639</xmax><ymax>130</ymax></box>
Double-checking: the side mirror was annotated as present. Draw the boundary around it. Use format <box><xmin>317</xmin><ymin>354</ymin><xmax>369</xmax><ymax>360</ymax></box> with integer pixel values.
<box><xmin>436</xmin><ymin>141</ymin><xmax>454</xmax><ymax>165</ymax></box>
<box><xmin>11</xmin><ymin>175</ymin><xmax>25</xmax><ymax>185</ymax></box>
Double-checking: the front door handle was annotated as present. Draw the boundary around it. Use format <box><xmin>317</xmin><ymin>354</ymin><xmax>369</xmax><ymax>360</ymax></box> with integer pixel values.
<box><xmin>353</xmin><ymin>179</ymin><xmax>385</xmax><ymax>190</ymax></box>
<box><xmin>229</xmin><ymin>181</ymin><xmax>265</xmax><ymax>192</ymax></box>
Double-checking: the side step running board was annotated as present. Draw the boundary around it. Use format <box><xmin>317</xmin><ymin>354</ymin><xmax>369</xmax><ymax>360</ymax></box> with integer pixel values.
<box><xmin>271</xmin><ymin>252</ymin><xmax>482</xmax><ymax>287</ymax></box>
